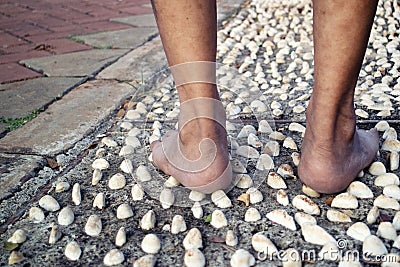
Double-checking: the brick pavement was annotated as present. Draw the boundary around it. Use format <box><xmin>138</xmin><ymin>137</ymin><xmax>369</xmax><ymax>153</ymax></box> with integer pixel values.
<box><xmin>0</xmin><ymin>0</ymin><xmax>153</xmax><ymax>84</ymax></box>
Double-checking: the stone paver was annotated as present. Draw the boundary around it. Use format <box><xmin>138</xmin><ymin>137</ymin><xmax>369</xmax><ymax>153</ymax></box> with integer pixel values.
<box><xmin>0</xmin><ymin>80</ymin><xmax>134</xmax><ymax>155</ymax></box>
<box><xmin>0</xmin><ymin>63</ymin><xmax>41</xmax><ymax>84</ymax></box>
<box><xmin>0</xmin><ymin>0</ymin><xmax>152</xmax><ymax>83</ymax></box>
<box><xmin>0</xmin><ymin>153</ymin><xmax>45</xmax><ymax>201</ymax></box>
<box><xmin>0</xmin><ymin>77</ymin><xmax>83</xmax><ymax>119</ymax></box>
<box><xmin>72</xmin><ymin>27</ymin><xmax>158</xmax><ymax>49</ymax></box>
<box><xmin>97</xmin><ymin>37</ymin><xmax>167</xmax><ymax>81</ymax></box>
<box><xmin>20</xmin><ymin>49</ymin><xmax>129</xmax><ymax>77</ymax></box>
<box><xmin>111</xmin><ymin>14</ymin><xmax>157</xmax><ymax>27</ymax></box>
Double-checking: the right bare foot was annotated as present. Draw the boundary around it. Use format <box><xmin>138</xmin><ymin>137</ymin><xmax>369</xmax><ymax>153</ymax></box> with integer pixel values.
<box><xmin>150</xmin><ymin>98</ymin><xmax>232</xmax><ymax>194</ymax></box>
<box><xmin>298</xmin><ymin>101</ymin><xmax>379</xmax><ymax>194</ymax></box>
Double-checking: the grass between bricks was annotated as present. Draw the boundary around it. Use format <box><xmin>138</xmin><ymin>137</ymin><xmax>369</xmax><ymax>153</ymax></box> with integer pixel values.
<box><xmin>1</xmin><ymin>110</ymin><xmax>40</xmax><ymax>131</ymax></box>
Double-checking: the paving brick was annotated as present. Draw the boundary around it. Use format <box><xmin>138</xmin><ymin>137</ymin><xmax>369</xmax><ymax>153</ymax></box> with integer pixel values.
<box><xmin>0</xmin><ymin>50</ymin><xmax>51</xmax><ymax>64</ymax></box>
<box><xmin>48</xmin><ymin>24</ymin><xmax>92</xmax><ymax>36</ymax></box>
<box><xmin>0</xmin><ymin>3</ymin><xmax>30</xmax><ymax>16</ymax></box>
<box><xmin>81</xmin><ymin>21</ymin><xmax>131</xmax><ymax>32</ymax></box>
<box><xmin>73</xmin><ymin>27</ymin><xmax>158</xmax><ymax>49</ymax></box>
<box><xmin>111</xmin><ymin>14</ymin><xmax>157</xmax><ymax>27</ymax></box>
<box><xmin>21</xmin><ymin>49</ymin><xmax>129</xmax><ymax>77</ymax></box>
<box><xmin>0</xmin><ymin>77</ymin><xmax>83</xmax><ymax>118</ymax></box>
<box><xmin>9</xmin><ymin>23</ymin><xmax>52</xmax><ymax>39</ymax></box>
<box><xmin>0</xmin><ymin>32</ymin><xmax>28</xmax><ymax>48</ymax></box>
<box><xmin>29</xmin><ymin>16</ymin><xmax>67</xmax><ymax>29</ymax></box>
<box><xmin>98</xmin><ymin>37</ymin><xmax>167</xmax><ymax>81</ymax></box>
<box><xmin>24</xmin><ymin>32</ymin><xmax>79</xmax><ymax>43</ymax></box>
<box><xmin>43</xmin><ymin>8</ymin><xmax>88</xmax><ymax>22</ymax></box>
<box><xmin>115</xmin><ymin>6</ymin><xmax>153</xmax><ymax>15</ymax></box>
<box><xmin>43</xmin><ymin>39</ymin><xmax>93</xmax><ymax>54</ymax></box>
<box><xmin>0</xmin><ymin>63</ymin><xmax>41</xmax><ymax>84</ymax></box>
<box><xmin>0</xmin><ymin>80</ymin><xmax>134</xmax><ymax>155</ymax></box>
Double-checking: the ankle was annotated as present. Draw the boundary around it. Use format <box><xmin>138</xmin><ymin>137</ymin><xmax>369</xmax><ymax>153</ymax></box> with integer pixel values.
<box><xmin>305</xmin><ymin>99</ymin><xmax>356</xmax><ymax>145</ymax></box>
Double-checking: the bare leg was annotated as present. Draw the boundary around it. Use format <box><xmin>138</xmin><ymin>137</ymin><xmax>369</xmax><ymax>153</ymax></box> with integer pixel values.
<box><xmin>150</xmin><ymin>0</ymin><xmax>232</xmax><ymax>193</ymax></box>
<box><xmin>298</xmin><ymin>0</ymin><xmax>379</xmax><ymax>193</ymax></box>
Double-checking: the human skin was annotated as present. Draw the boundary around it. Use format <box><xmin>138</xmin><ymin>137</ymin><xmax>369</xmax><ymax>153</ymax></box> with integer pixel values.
<box><xmin>150</xmin><ymin>0</ymin><xmax>379</xmax><ymax>194</ymax></box>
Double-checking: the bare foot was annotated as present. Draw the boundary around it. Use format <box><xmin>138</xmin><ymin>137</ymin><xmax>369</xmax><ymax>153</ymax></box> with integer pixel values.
<box><xmin>150</xmin><ymin>98</ymin><xmax>232</xmax><ymax>194</ymax></box>
<box><xmin>298</xmin><ymin>105</ymin><xmax>379</xmax><ymax>194</ymax></box>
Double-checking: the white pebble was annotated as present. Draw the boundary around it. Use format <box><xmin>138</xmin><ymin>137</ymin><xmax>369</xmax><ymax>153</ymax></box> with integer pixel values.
<box><xmin>117</xmin><ymin>203</ymin><xmax>134</xmax><ymax>219</ymax></box>
<box><xmin>346</xmin><ymin>222</ymin><xmax>371</xmax><ymax>242</ymax></box>
<box><xmin>115</xmin><ymin>227</ymin><xmax>127</xmax><ymax>247</ymax></box>
<box><xmin>267</xmin><ymin>172</ymin><xmax>287</xmax><ymax>189</ymax></box>
<box><xmin>326</xmin><ymin>210</ymin><xmax>351</xmax><ymax>223</ymax></box>
<box><xmin>104</xmin><ymin>249</ymin><xmax>125</xmax><ymax>266</ymax></box>
<box><xmin>331</xmin><ymin>193</ymin><xmax>358</xmax><ymax>209</ymax></box>
<box><xmin>210</xmin><ymin>209</ymin><xmax>228</xmax><ymax>229</ymax></box>
<box><xmin>108</xmin><ymin>173</ymin><xmax>126</xmax><ymax>190</ymax></box>
<box><xmin>377</xmin><ymin>222</ymin><xmax>397</xmax><ymax>240</ymax></box>
<box><xmin>64</xmin><ymin>241</ymin><xmax>81</xmax><ymax>261</ymax></box>
<box><xmin>184</xmin><ymin>249</ymin><xmax>206</xmax><ymax>267</ymax></box>
<box><xmin>245</xmin><ymin>207</ymin><xmax>261</xmax><ymax>222</ymax></box>
<box><xmin>132</xmin><ymin>184</ymin><xmax>145</xmax><ymax>201</ymax></box>
<box><xmin>368</xmin><ymin>161</ymin><xmax>386</xmax><ymax>175</ymax></box>
<box><xmin>292</xmin><ymin>195</ymin><xmax>320</xmax><ymax>215</ymax></box>
<box><xmin>183</xmin><ymin>228</ymin><xmax>203</xmax><ymax>250</ymax></box>
<box><xmin>367</xmin><ymin>206</ymin><xmax>380</xmax><ymax>224</ymax></box>
<box><xmin>189</xmin><ymin>191</ymin><xmax>206</xmax><ymax>202</ymax></box>
<box><xmin>92</xmin><ymin>169</ymin><xmax>102</xmax><ymax>185</ymax></box>
<box><xmin>211</xmin><ymin>190</ymin><xmax>232</xmax><ymax>208</ymax></box>
<box><xmin>251</xmin><ymin>233</ymin><xmax>278</xmax><ymax>255</ymax></box>
<box><xmin>375</xmin><ymin>173</ymin><xmax>399</xmax><ymax>187</ymax></box>
<box><xmin>8</xmin><ymin>229</ymin><xmax>26</xmax><ymax>244</ymax></box>
<box><xmin>347</xmin><ymin>181</ymin><xmax>373</xmax><ymax>198</ymax></box>
<box><xmin>191</xmin><ymin>202</ymin><xmax>203</xmax><ymax>219</ymax></box>
<box><xmin>301</xmin><ymin>223</ymin><xmax>336</xmax><ymax>246</ymax></box>
<box><xmin>72</xmin><ymin>183</ymin><xmax>81</xmax><ymax>205</ymax></box>
<box><xmin>294</xmin><ymin>212</ymin><xmax>317</xmax><ymax>227</ymax></box>
<box><xmin>171</xmin><ymin>215</ymin><xmax>187</xmax><ymax>234</ymax></box>
<box><xmin>230</xmin><ymin>249</ymin><xmax>255</xmax><ymax>267</ymax></box>
<box><xmin>49</xmin><ymin>225</ymin><xmax>61</xmax><ymax>244</ymax></box>
<box><xmin>55</xmin><ymin>182</ymin><xmax>70</xmax><ymax>193</ymax></box>
<box><xmin>120</xmin><ymin>159</ymin><xmax>133</xmax><ymax>174</ymax></box>
<box><xmin>85</xmin><ymin>215</ymin><xmax>102</xmax><ymax>236</ymax></box>
<box><xmin>29</xmin><ymin>207</ymin><xmax>45</xmax><ymax>223</ymax></box>
<box><xmin>92</xmin><ymin>158</ymin><xmax>110</xmax><ymax>170</ymax></box>
<box><xmin>133</xmin><ymin>255</ymin><xmax>156</xmax><ymax>267</ymax></box>
<box><xmin>141</xmin><ymin>234</ymin><xmax>161</xmax><ymax>254</ymax></box>
<box><xmin>362</xmin><ymin>235</ymin><xmax>388</xmax><ymax>256</ymax></box>
<box><xmin>247</xmin><ymin>187</ymin><xmax>263</xmax><ymax>204</ymax></box>
<box><xmin>102</xmin><ymin>137</ymin><xmax>117</xmax><ymax>147</ymax></box>
<box><xmin>276</xmin><ymin>189</ymin><xmax>289</xmax><ymax>206</ymax></box>
<box><xmin>160</xmin><ymin>188</ymin><xmax>175</xmax><ymax>209</ymax></box>
<box><xmin>236</xmin><ymin>145</ymin><xmax>260</xmax><ymax>159</ymax></box>
<box><xmin>39</xmin><ymin>195</ymin><xmax>60</xmax><ymax>212</ymax></box>
<box><xmin>383</xmin><ymin>184</ymin><xmax>400</xmax><ymax>199</ymax></box>
<box><xmin>226</xmin><ymin>230</ymin><xmax>238</xmax><ymax>247</ymax></box>
<box><xmin>164</xmin><ymin>176</ymin><xmax>180</xmax><ymax>187</ymax></box>
<box><xmin>58</xmin><ymin>206</ymin><xmax>74</xmax><ymax>226</ymax></box>
<box><xmin>374</xmin><ymin>195</ymin><xmax>400</xmax><ymax>210</ymax></box>
<box><xmin>140</xmin><ymin>210</ymin><xmax>156</xmax><ymax>231</ymax></box>
<box><xmin>235</xmin><ymin>174</ymin><xmax>253</xmax><ymax>189</ymax></box>
<box><xmin>93</xmin><ymin>193</ymin><xmax>105</xmax><ymax>209</ymax></box>
<box><xmin>136</xmin><ymin>165</ymin><xmax>152</xmax><ymax>182</ymax></box>
<box><xmin>266</xmin><ymin>209</ymin><xmax>297</xmax><ymax>231</ymax></box>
